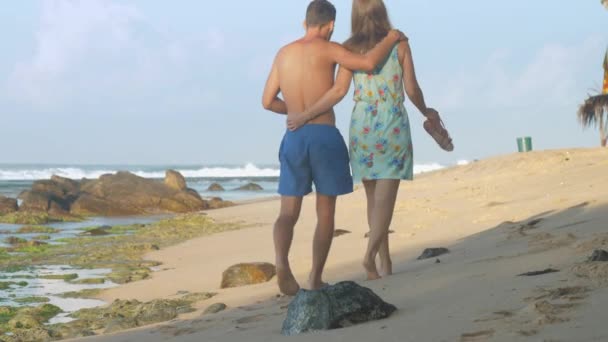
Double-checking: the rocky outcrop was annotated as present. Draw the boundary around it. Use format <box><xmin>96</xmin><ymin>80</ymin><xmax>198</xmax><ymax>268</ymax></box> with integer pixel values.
<box><xmin>164</xmin><ymin>170</ymin><xmax>187</xmax><ymax>191</ymax></box>
<box><xmin>0</xmin><ymin>196</ymin><xmax>18</xmax><ymax>215</ymax></box>
<box><xmin>236</xmin><ymin>183</ymin><xmax>263</xmax><ymax>191</ymax></box>
<box><xmin>220</xmin><ymin>263</ymin><xmax>276</xmax><ymax>289</ymax></box>
<box><xmin>281</xmin><ymin>281</ymin><xmax>397</xmax><ymax>336</ymax></box>
<box><xmin>10</xmin><ymin>171</ymin><xmax>228</xmax><ymax>217</ymax></box>
<box><xmin>207</xmin><ymin>183</ymin><xmax>225</xmax><ymax>191</ymax></box>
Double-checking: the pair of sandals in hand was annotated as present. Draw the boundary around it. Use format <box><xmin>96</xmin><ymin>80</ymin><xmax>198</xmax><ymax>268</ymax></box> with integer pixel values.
<box><xmin>423</xmin><ymin>110</ymin><xmax>454</xmax><ymax>152</ymax></box>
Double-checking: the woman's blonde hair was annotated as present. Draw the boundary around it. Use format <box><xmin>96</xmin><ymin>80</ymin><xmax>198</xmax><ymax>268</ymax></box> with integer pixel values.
<box><xmin>344</xmin><ymin>0</ymin><xmax>393</xmax><ymax>53</ymax></box>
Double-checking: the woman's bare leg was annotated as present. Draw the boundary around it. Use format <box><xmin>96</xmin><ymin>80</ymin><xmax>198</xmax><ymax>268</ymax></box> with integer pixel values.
<box><xmin>362</xmin><ymin>179</ymin><xmax>400</xmax><ymax>280</ymax></box>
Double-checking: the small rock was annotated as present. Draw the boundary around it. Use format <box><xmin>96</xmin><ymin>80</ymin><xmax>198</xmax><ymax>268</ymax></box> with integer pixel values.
<box><xmin>0</xmin><ymin>196</ymin><xmax>18</xmax><ymax>214</ymax></box>
<box><xmin>333</xmin><ymin>229</ymin><xmax>351</xmax><ymax>237</ymax></box>
<box><xmin>417</xmin><ymin>248</ymin><xmax>450</xmax><ymax>260</ymax></box>
<box><xmin>4</xmin><ymin>236</ymin><xmax>27</xmax><ymax>245</ymax></box>
<box><xmin>208</xmin><ymin>197</ymin><xmax>234</xmax><ymax>209</ymax></box>
<box><xmin>235</xmin><ymin>183</ymin><xmax>263</xmax><ymax>191</ymax></box>
<box><xmin>281</xmin><ymin>281</ymin><xmax>397</xmax><ymax>336</ymax></box>
<box><xmin>364</xmin><ymin>230</ymin><xmax>395</xmax><ymax>238</ymax></box>
<box><xmin>435</xmin><ymin>259</ymin><xmax>441</xmax><ymax>264</ymax></box>
<box><xmin>588</xmin><ymin>250</ymin><xmax>608</xmax><ymax>262</ymax></box>
<box><xmin>517</xmin><ymin>268</ymin><xmax>559</xmax><ymax>277</ymax></box>
<box><xmin>221</xmin><ymin>262</ymin><xmax>276</xmax><ymax>289</ymax></box>
<box><xmin>80</xmin><ymin>226</ymin><xmax>111</xmax><ymax>236</ymax></box>
<box><xmin>207</xmin><ymin>183</ymin><xmax>225</xmax><ymax>192</ymax></box>
<box><xmin>203</xmin><ymin>303</ymin><xmax>227</xmax><ymax>315</ymax></box>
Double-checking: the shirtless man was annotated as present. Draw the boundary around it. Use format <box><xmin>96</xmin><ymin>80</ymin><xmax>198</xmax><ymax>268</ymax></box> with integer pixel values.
<box><xmin>262</xmin><ymin>0</ymin><xmax>405</xmax><ymax>295</ymax></box>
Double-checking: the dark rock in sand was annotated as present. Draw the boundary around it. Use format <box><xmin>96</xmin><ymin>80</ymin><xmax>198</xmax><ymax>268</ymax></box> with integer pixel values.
<box><xmin>220</xmin><ymin>262</ymin><xmax>276</xmax><ymax>289</ymax></box>
<box><xmin>334</xmin><ymin>229</ymin><xmax>351</xmax><ymax>237</ymax></box>
<box><xmin>164</xmin><ymin>170</ymin><xmax>187</xmax><ymax>191</ymax></box>
<box><xmin>0</xmin><ymin>196</ymin><xmax>18</xmax><ymax>215</ymax></box>
<box><xmin>417</xmin><ymin>247</ymin><xmax>450</xmax><ymax>260</ymax></box>
<box><xmin>588</xmin><ymin>250</ymin><xmax>608</xmax><ymax>262</ymax></box>
<box><xmin>203</xmin><ymin>303</ymin><xmax>227</xmax><ymax>315</ymax></box>
<box><xmin>236</xmin><ymin>183</ymin><xmax>264</xmax><ymax>191</ymax></box>
<box><xmin>281</xmin><ymin>281</ymin><xmax>397</xmax><ymax>336</ymax></box>
<box><xmin>517</xmin><ymin>268</ymin><xmax>559</xmax><ymax>277</ymax></box>
<box><xmin>364</xmin><ymin>230</ymin><xmax>394</xmax><ymax>238</ymax></box>
<box><xmin>207</xmin><ymin>183</ymin><xmax>225</xmax><ymax>192</ymax></box>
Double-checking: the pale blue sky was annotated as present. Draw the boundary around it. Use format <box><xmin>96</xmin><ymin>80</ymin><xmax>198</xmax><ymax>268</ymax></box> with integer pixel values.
<box><xmin>0</xmin><ymin>1</ymin><xmax>606</xmax><ymax>165</ymax></box>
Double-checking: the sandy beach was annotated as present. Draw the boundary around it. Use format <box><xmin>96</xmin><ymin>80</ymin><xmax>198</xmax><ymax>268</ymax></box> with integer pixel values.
<box><xmin>75</xmin><ymin>148</ymin><xmax>608</xmax><ymax>342</ymax></box>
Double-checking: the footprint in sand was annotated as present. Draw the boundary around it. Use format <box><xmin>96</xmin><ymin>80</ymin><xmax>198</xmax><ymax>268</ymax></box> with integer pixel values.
<box><xmin>473</xmin><ymin>310</ymin><xmax>514</xmax><ymax>323</ymax></box>
<box><xmin>571</xmin><ymin>262</ymin><xmax>608</xmax><ymax>286</ymax></box>
<box><xmin>235</xmin><ymin>314</ymin><xmax>268</xmax><ymax>324</ymax></box>
<box><xmin>525</xmin><ymin>286</ymin><xmax>590</xmax><ymax>302</ymax></box>
<box><xmin>532</xmin><ymin>300</ymin><xmax>579</xmax><ymax>325</ymax></box>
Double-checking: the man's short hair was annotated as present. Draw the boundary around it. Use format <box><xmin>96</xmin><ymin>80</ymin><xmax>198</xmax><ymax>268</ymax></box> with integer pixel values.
<box><xmin>306</xmin><ymin>0</ymin><xmax>336</xmax><ymax>27</ymax></box>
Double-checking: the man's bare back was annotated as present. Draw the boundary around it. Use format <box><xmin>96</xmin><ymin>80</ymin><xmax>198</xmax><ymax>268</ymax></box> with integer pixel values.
<box><xmin>275</xmin><ymin>38</ymin><xmax>341</xmax><ymax>126</ymax></box>
<box><xmin>262</xmin><ymin>28</ymin><xmax>403</xmax><ymax>124</ymax></box>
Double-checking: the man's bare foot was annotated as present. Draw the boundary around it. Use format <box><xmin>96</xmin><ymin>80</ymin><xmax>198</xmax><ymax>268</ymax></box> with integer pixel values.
<box><xmin>380</xmin><ymin>259</ymin><xmax>393</xmax><ymax>277</ymax></box>
<box><xmin>277</xmin><ymin>268</ymin><xmax>300</xmax><ymax>296</ymax></box>
<box><xmin>363</xmin><ymin>258</ymin><xmax>381</xmax><ymax>281</ymax></box>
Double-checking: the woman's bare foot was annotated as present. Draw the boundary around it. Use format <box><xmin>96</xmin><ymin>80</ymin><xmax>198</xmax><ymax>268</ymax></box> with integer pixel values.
<box><xmin>379</xmin><ymin>259</ymin><xmax>393</xmax><ymax>277</ymax></box>
<box><xmin>277</xmin><ymin>268</ymin><xmax>300</xmax><ymax>296</ymax></box>
<box><xmin>363</xmin><ymin>258</ymin><xmax>381</xmax><ymax>281</ymax></box>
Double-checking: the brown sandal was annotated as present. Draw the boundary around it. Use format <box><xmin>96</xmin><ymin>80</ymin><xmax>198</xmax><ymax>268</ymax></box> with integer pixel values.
<box><xmin>424</xmin><ymin>119</ymin><xmax>454</xmax><ymax>152</ymax></box>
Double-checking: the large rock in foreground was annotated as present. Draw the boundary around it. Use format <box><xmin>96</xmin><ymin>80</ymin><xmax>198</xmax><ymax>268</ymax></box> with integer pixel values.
<box><xmin>220</xmin><ymin>263</ymin><xmax>276</xmax><ymax>289</ymax></box>
<box><xmin>281</xmin><ymin>281</ymin><xmax>397</xmax><ymax>336</ymax></box>
<box><xmin>0</xmin><ymin>196</ymin><xmax>18</xmax><ymax>214</ymax></box>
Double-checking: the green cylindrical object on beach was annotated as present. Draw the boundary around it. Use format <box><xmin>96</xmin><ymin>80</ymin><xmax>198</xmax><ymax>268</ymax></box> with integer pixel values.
<box><xmin>517</xmin><ymin>137</ymin><xmax>533</xmax><ymax>152</ymax></box>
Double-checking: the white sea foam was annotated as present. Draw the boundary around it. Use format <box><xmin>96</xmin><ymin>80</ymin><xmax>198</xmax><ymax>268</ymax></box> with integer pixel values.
<box><xmin>0</xmin><ymin>163</ymin><xmax>280</xmax><ymax>180</ymax></box>
<box><xmin>0</xmin><ymin>161</ymin><xmax>457</xmax><ymax>181</ymax></box>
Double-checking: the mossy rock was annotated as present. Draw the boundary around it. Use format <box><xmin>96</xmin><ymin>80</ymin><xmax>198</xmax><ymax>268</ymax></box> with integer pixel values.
<box><xmin>7</xmin><ymin>304</ymin><xmax>61</xmax><ymax>330</ymax></box>
<box><xmin>0</xmin><ymin>282</ymin><xmax>27</xmax><ymax>290</ymax></box>
<box><xmin>66</xmin><ymin>298</ymin><xmax>196</xmax><ymax>335</ymax></box>
<box><xmin>32</xmin><ymin>235</ymin><xmax>52</xmax><ymax>241</ymax></box>
<box><xmin>0</xmin><ymin>212</ymin><xmax>82</xmax><ymax>225</ymax></box>
<box><xmin>16</xmin><ymin>226</ymin><xmax>60</xmax><ymax>234</ymax></box>
<box><xmin>59</xmin><ymin>289</ymin><xmax>101</xmax><ymax>299</ymax></box>
<box><xmin>39</xmin><ymin>273</ymin><xmax>78</xmax><ymax>281</ymax></box>
<box><xmin>79</xmin><ymin>226</ymin><xmax>112</xmax><ymax>236</ymax></box>
<box><xmin>14</xmin><ymin>296</ymin><xmax>50</xmax><ymax>304</ymax></box>
<box><xmin>4</xmin><ymin>237</ymin><xmax>27</xmax><ymax>246</ymax></box>
<box><xmin>181</xmin><ymin>292</ymin><xmax>216</xmax><ymax>303</ymax></box>
<box><xmin>70</xmin><ymin>278</ymin><xmax>105</xmax><ymax>285</ymax></box>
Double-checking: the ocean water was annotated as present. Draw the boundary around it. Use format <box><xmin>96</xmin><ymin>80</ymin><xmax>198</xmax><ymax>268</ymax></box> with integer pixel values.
<box><xmin>0</xmin><ymin>162</ymin><xmax>457</xmax><ymax>201</ymax></box>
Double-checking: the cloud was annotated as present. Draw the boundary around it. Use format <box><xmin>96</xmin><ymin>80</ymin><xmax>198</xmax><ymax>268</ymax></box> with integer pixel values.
<box><xmin>4</xmin><ymin>0</ymin><xmax>229</xmax><ymax>113</ymax></box>
<box><xmin>432</xmin><ymin>36</ymin><xmax>606</xmax><ymax>112</ymax></box>
<box><xmin>7</xmin><ymin>0</ymin><xmax>141</xmax><ymax>107</ymax></box>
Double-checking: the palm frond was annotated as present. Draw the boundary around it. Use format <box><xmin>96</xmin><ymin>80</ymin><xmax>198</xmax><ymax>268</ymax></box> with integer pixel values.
<box><xmin>578</xmin><ymin>94</ymin><xmax>608</xmax><ymax>128</ymax></box>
